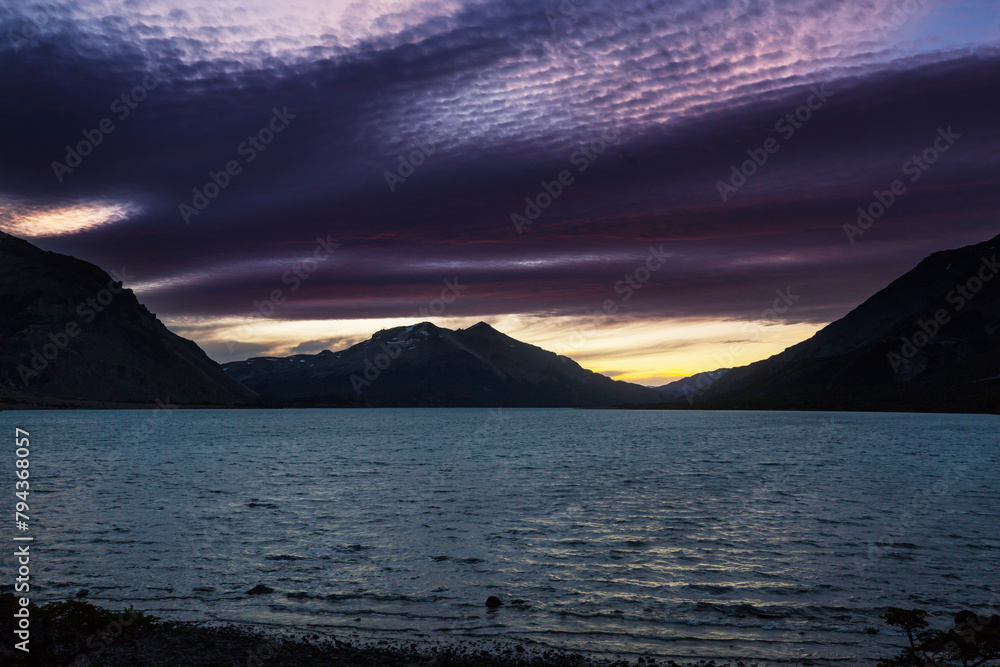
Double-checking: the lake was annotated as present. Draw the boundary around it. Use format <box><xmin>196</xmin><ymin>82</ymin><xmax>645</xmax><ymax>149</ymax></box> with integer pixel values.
<box><xmin>3</xmin><ymin>408</ymin><xmax>997</xmax><ymax>665</ymax></box>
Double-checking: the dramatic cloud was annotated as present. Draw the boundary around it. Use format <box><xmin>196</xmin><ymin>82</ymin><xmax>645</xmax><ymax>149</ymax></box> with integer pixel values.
<box><xmin>2</xmin><ymin>0</ymin><xmax>998</xmax><ymax>382</ymax></box>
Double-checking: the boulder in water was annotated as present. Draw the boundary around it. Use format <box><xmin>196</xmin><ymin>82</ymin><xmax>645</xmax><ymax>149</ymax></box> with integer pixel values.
<box><xmin>246</xmin><ymin>584</ymin><xmax>274</xmax><ymax>595</ymax></box>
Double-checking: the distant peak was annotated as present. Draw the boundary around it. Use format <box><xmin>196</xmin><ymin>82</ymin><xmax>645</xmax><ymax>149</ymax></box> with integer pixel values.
<box><xmin>468</xmin><ymin>322</ymin><xmax>495</xmax><ymax>331</ymax></box>
<box><xmin>374</xmin><ymin>322</ymin><xmax>438</xmax><ymax>336</ymax></box>
<box><xmin>391</xmin><ymin>322</ymin><xmax>438</xmax><ymax>333</ymax></box>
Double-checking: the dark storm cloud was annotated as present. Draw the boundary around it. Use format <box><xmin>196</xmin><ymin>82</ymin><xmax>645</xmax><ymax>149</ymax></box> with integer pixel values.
<box><xmin>1</xmin><ymin>0</ymin><xmax>998</xmax><ymax>339</ymax></box>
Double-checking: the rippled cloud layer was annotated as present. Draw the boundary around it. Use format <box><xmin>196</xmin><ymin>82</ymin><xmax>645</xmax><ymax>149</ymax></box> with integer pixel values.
<box><xmin>1</xmin><ymin>0</ymin><xmax>998</xmax><ymax>380</ymax></box>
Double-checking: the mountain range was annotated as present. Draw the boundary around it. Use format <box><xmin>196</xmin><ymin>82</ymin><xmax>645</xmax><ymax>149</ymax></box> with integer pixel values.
<box><xmin>1</xmin><ymin>230</ymin><xmax>998</xmax><ymax>412</ymax></box>
<box><xmin>652</xmin><ymin>233</ymin><xmax>1000</xmax><ymax>413</ymax></box>
<box><xmin>222</xmin><ymin>321</ymin><xmax>661</xmax><ymax>407</ymax></box>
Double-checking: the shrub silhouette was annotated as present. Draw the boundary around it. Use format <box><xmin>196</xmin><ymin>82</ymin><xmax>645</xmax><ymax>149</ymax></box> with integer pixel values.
<box><xmin>879</xmin><ymin>606</ymin><xmax>1000</xmax><ymax>667</ymax></box>
<box><xmin>1</xmin><ymin>593</ymin><xmax>154</xmax><ymax>665</ymax></box>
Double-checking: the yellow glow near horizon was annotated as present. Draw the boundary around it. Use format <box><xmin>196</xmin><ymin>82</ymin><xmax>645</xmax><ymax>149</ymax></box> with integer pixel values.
<box><xmin>165</xmin><ymin>313</ymin><xmax>823</xmax><ymax>386</ymax></box>
<box><xmin>0</xmin><ymin>198</ymin><xmax>136</xmax><ymax>238</ymax></box>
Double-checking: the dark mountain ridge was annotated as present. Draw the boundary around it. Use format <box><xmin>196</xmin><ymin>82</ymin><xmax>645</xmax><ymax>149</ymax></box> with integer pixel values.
<box><xmin>652</xmin><ymin>368</ymin><xmax>730</xmax><ymax>404</ymax></box>
<box><xmin>0</xmin><ymin>232</ymin><xmax>255</xmax><ymax>407</ymax></box>
<box><xmin>669</xmin><ymin>233</ymin><xmax>1000</xmax><ymax>413</ymax></box>
<box><xmin>6</xmin><ymin>229</ymin><xmax>998</xmax><ymax>412</ymax></box>
<box><xmin>223</xmin><ymin>321</ymin><xmax>663</xmax><ymax>407</ymax></box>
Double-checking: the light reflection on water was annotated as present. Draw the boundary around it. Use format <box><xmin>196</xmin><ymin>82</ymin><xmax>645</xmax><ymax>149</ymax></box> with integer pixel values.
<box><xmin>3</xmin><ymin>408</ymin><xmax>997</xmax><ymax>665</ymax></box>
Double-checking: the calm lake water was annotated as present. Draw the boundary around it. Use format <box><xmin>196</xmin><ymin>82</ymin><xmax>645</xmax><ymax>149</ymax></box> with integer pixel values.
<box><xmin>3</xmin><ymin>409</ymin><xmax>998</xmax><ymax>664</ymax></box>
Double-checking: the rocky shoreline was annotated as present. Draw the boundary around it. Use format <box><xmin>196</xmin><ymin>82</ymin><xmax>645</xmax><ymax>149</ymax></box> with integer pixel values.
<box><xmin>60</xmin><ymin>621</ymin><xmax>771</xmax><ymax>667</ymax></box>
<box><xmin>1</xmin><ymin>594</ymin><xmax>772</xmax><ymax>667</ymax></box>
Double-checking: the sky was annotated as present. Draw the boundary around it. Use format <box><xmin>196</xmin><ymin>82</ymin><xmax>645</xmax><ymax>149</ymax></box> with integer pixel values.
<box><xmin>1</xmin><ymin>0</ymin><xmax>998</xmax><ymax>384</ymax></box>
